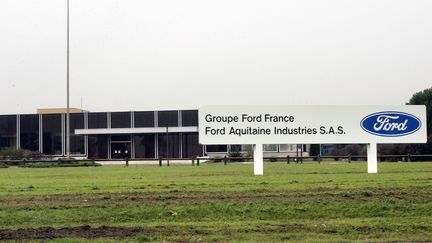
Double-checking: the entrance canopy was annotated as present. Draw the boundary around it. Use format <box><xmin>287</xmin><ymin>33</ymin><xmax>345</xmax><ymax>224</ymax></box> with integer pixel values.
<box><xmin>75</xmin><ymin>126</ymin><xmax>198</xmax><ymax>135</ymax></box>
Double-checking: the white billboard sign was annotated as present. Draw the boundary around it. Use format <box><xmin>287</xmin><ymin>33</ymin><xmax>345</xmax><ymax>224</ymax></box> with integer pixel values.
<box><xmin>199</xmin><ymin>105</ymin><xmax>427</xmax><ymax>145</ymax></box>
<box><xmin>199</xmin><ymin>105</ymin><xmax>427</xmax><ymax>175</ymax></box>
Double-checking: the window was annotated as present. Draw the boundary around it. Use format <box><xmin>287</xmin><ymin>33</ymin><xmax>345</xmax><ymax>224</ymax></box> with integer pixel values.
<box><xmin>230</xmin><ymin>145</ymin><xmax>242</xmax><ymax>152</ymax></box>
<box><xmin>69</xmin><ymin>113</ymin><xmax>85</xmax><ymax>155</ymax></box>
<box><xmin>181</xmin><ymin>110</ymin><xmax>198</xmax><ymax>126</ymax></box>
<box><xmin>158</xmin><ymin>111</ymin><xmax>178</xmax><ymax>127</ymax></box>
<box><xmin>0</xmin><ymin>115</ymin><xmax>16</xmax><ymax>149</ymax></box>
<box><xmin>42</xmin><ymin>114</ymin><xmax>62</xmax><ymax>155</ymax></box>
<box><xmin>111</xmin><ymin>112</ymin><xmax>131</xmax><ymax>128</ymax></box>
<box><xmin>134</xmin><ymin>134</ymin><xmax>155</xmax><ymax>158</ymax></box>
<box><xmin>134</xmin><ymin>111</ymin><xmax>154</xmax><ymax>127</ymax></box>
<box><xmin>241</xmin><ymin>145</ymin><xmax>253</xmax><ymax>152</ymax></box>
<box><xmin>158</xmin><ymin>133</ymin><xmax>180</xmax><ymax>158</ymax></box>
<box><xmin>20</xmin><ymin>115</ymin><xmax>39</xmax><ymax>151</ymax></box>
<box><xmin>279</xmin><ymin>144</ymin><xmax>292</xmax><ymax>152</ymax></box>
<box><xmin>206</xmin><ymin>145</ymin><xmax>228</xmax><ymax>153</ymax></box>
<box><xmin>263</xmin><ymin>144</ymin><xmax>278</xmax><ymax>152</ymax></box>
<box><xmin>88</xmin><ymin>112</ymin><xmax>107</xmax><ymax>129</ymax></box>
<box><xmin>182</xmin><ymin>133</ymin><xmax>203</xmax><ymax>158</ymax></box>
<box><xmin>88</xmin><ymin>135</ymin><xmax>108</xmax><ymax>159</ymax></box>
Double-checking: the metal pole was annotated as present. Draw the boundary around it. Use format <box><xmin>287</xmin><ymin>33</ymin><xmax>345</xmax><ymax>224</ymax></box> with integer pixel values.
<box><xmin>66</xmin><ymin>0</ymin><xmax>70</xmax><ymax>159</ymax></box>
<box><xmin>300</xmin><ymin>144</ymin><xmax>303</xmax><ymax>163</ymax></box>
<box><xmin>166</xmin><ymin>125</ymin><xmax>169</xmax><ymax>166</ymax></box>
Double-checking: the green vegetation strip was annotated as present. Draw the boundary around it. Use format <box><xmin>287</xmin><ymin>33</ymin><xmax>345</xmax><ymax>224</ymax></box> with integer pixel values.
<box><xmin>0</xmin><ymin>162</ymin><xmax>431</xmax><ymax>242</ymax></box>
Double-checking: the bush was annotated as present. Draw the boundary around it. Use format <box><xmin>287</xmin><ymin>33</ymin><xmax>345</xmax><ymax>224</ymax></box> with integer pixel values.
<box><xmin>328</xmin><ymin>144</ymin><xmax>367</xmax><ymax>161</ymax></box>
<box><xmin>0</xmin><ymin>163</ymin><xmax>9</xmax><ymax>168</ymax></box>
<box><xmin>30</xmin><ymin>151</ymin><xmax>44</xmax><ymax>160</ymax></box>
<box><xmin>0</xmin><ymin>147</ymin><xmax>32</xmax><ymax>160</ymax></box>
<box><xmin>23</xmin><ymin>162</ymin><xmax>60</xmax><ymax>168</ymax></box>
<box><xmin>21</xmin><ymin>160</ymin><xmax>101</xmax><ymax>168</ymax></box>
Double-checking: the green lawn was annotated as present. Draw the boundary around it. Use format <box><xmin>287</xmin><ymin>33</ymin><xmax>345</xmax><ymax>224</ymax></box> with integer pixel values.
<box><xmin>0</xmin><ymin>162</ymin><xmax>431</xmax><ymax>242</ymax></box>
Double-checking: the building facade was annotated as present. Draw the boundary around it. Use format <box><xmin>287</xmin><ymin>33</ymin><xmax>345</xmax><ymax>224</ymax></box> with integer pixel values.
<box><xmin>0</xmin><ymin>109</ymin><xmax>308</xmax><ymax>159</ymax></box>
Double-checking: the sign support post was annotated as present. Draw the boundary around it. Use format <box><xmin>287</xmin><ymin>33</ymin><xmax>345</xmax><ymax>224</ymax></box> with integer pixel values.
<box><xmin>367</xmin><ymin>143</ymin><xmax>378</xmax><ymax>173</ymax></box>
<box><xmin>253</xmin><ymin>144</ymin><xmax>263</xmax><ymax>175</ymax></box>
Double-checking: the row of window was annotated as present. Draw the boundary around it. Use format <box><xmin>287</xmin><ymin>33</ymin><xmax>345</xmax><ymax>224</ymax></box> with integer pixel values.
<box><xmin>87</xmin><ymin>133</ymin><xmax>203</xmax><ymax>159</ymax></box>
<box><xmin>0</xmin><ymin>114</ymin><xmax>85</xmax><ymax>155</ymax></box>
<box><xmin>1</xmin><ymin>114</ymin><xmax>202</xmax><ymax>158</ymax></box>
<box><xmin>0</xmin><ymin>110</ymin><xmax>198</xmax><ymax>155</ymax></box>
<box><xmin>89</xmin><ymin>110</ymin><xmax>198</xmax><ymax>129</ymax></box>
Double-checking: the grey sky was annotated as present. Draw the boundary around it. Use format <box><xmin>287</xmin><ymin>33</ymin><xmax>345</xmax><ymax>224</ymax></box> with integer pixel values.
<box><xmin>1</xmin><ymin>0</ymin><xmax>431</xmax><ymax>114</ymax></box>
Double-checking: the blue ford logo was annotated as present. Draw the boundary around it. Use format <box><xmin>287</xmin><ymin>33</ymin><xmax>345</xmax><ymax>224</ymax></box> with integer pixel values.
<box><xmin>361</xmin><ymin>111</ymin><xmax>422</xmax><ymax>137</ymax></box>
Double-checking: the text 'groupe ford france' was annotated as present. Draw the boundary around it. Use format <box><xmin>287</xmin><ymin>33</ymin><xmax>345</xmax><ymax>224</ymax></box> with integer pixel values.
<box><xmin>205</xmin><ymin>114</ymin><xmax>295</xmax><ymax>124</ymax></box>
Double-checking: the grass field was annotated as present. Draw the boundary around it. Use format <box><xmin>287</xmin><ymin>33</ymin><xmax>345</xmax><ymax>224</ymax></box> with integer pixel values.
<box><xmin>0</xmin><ymin>162</ymin><xmax>431</xmax><ymax>242</ymax></box>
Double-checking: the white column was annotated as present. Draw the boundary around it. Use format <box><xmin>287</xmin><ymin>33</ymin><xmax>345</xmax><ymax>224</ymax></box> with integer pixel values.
<box><xmin>253</xmin><ymin>144</ymin><xmax>264</xmax><ymax>175</ymax></box>
<box><xmin>367</xmin><ymin>143</ymin><xmax>378</xmax><ymax>173</ymax></box>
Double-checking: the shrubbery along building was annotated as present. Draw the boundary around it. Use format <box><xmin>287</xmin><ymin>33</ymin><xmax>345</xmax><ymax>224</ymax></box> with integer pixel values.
<box><xmin>0</xmin><ymin>108</ymin><xmax>307</xmax><ymax>159</ymax></box>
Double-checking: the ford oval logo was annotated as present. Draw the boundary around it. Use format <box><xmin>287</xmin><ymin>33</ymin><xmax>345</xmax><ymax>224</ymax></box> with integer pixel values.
<box><xmin>360</xmin><ymin>111</ymin><xmax>422</xmax><ymax>137</ymax></box>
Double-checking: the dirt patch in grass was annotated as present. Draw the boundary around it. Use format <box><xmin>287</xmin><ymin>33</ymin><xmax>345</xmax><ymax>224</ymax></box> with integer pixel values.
<box><xmin>0</xmin><ymin>225</ymin><xmax>146</xmax><ymax>240</ymax></box>
<box><xmin>0</xmin><ymin>224</ymin><xmax>322</xmax><ymax>241</ymax></box>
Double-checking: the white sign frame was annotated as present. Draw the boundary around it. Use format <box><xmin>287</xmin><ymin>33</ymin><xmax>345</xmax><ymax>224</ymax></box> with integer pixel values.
<box><xmin>199</xmin><ymin>105</ymin><xmax>427</xmax><ymax>175</ymax></box>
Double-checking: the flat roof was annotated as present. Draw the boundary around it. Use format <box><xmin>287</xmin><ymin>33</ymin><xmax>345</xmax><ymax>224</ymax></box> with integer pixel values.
<box><xmin>37</xmin><ymin>108</ymin><xmax>88</xmax><ymax>114</ymax></box>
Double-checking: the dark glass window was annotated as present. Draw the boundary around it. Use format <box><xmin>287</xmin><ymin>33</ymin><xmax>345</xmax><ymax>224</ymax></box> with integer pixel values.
<box><xmin>206</xmin><ymin>145</ymin><xmax>228</xmax><ymax>153</ymax></box>
<box><xmin>42</xmin><ymin>114</ymin><xmax>62</xmax><ymax>155</ymax></box>
<box><xmin>69</xmin><ymin>113</ymin><xmax>85</xmax><ymax>155</ymax></box>
<box><xmin>69</xmin><ymin>113</ymin><xmax>84</xmax><ymax>133</ymax></box>
<box><xmin>88</xmin><ymin>112</ymin><xmax>107</xmax><ymax>129</ymax></box>
<box><xmin>111</xmin><ymin>112</ymin><xmax>131</xmax><ymax>128</ymax></box>
<box><xmin>158</xmin><ymin>133</ymin><xmax>180</xmax><ymax>158</ymax></box>
<box><xmin>0</xmin><ymin>115</ymin><xmax>17</xmax><ymax>149</ymax></box>
<box><xmin>182</xmin><ymin>133</ymin><xmax>203</xmax><ymax>158</ymax></box>
<box><xmin>111</xmin><ymin>135</ymin><xmax>131</xmax><ymax>142</ymax></box>
<box><xmin>20</xmin><ymin>115</ymin><xmax>39</xmax><ymax>151</ymax></box>
<box><xmin>134</xmin><ymin>111</ymin><xmax>154</xmax><ymax>127</ymax></box>
<box><xmin>134</xmin><ymin>134</ymin><xmax>155</xmax><ymax>158</ymax></box>
<box><xmin>88</xmin><ymin>135</ymin><xmax>108</xmax><ymax>159</ymax></box>
<box><xmin>181</xmin><ymin>110</ymin><xmax>198</xmax><ymax>127</ymax></box>
<box><xmin>158</xmin><ymin>111</ymin><xmax>178</xmax><ymax>127</ymax></box>
<box><xmin>70</xmin><ymin>136</ymin><xmax>85</xmax><ymax>155</ymax></box>
<box><xmin>230</xmin><ymin>145</ymin><xmax>242</xmax><ymax>152</ymax></box>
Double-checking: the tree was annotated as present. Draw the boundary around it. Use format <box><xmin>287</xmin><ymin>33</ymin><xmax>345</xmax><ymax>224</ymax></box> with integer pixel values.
<box><xmin>407</xmin><ymin>86</ymin><xmax>432</xmax><ymax>134</ymax></box>
<box><xmin>407</xmin><ymin>87</ymin><xmax>432</xmax><ymax>155</ymax></box>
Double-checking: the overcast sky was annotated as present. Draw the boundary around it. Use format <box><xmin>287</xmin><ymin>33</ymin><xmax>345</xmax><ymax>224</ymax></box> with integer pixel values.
<box><xmin>0</xmin><ymin>0</ymin><xmax>431</xmax><ymax>114</ymax></box>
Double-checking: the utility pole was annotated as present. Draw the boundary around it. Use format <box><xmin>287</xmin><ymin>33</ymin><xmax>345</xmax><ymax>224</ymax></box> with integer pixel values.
<box><xmin>66</xmin><ymin>0</ymin><xmax>70</xmax><ymax>158</ymax></box>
